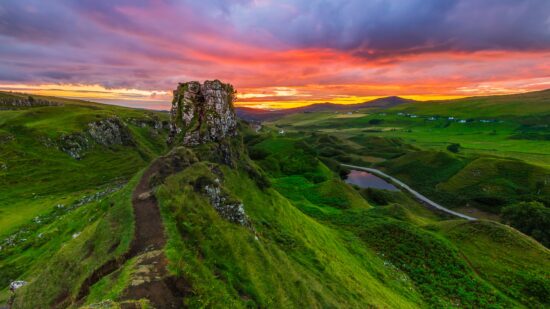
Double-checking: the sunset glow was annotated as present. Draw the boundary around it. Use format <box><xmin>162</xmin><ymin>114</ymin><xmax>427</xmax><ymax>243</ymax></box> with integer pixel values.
<box><xmin>1</xmin><ymin>1</ymin><xmax>549</xmax><ymax>109</ymax></box>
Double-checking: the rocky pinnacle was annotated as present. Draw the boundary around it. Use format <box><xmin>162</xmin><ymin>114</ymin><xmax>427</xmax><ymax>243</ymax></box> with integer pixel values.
<box><xmin>168</xmin><ymin>80</ymin><xmax>238</xmax><ymax>145</ymax></box>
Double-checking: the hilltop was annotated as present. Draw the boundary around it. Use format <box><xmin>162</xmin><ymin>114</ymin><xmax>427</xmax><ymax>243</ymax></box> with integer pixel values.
<box><xmin>391</xmin><ymin>89</ymin><xmax>550</xmax><ymax>118</ymax></box>
<box><xmin>236</xmin><ymin>96</ymin><xmax>413</xmax><ymax>121</ymax></box>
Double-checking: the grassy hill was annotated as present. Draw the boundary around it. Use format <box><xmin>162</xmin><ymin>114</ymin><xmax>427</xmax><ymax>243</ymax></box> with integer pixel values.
<box><xmin>436</xmin><ymin>220</ymin><xmax>550</xmax><ymax>305</ymax></box>
<box><xmin>0</xmin><ymin>92</ymin><xmax>169</xmax><ymax>236</ymax></box>
<box><xmin>391</xmin><ymin>89</ymin><xmax>550</xmax><ymax>119</ymax></box>
<box><xmin>377</xmin><ymin>151</ymin><xmax>550</xmax><ymax>213</ymax></box>
<box><xmin>0</xmin><ymin>92</ymin><xmax>170</xmax><ymax>305</ymax></box>
<box><xmin>236</xmin><ymin>96</ymin><xmax>413</xmax><ymax>122</ymax></box>
<box><xmin>1</xmin><ymin>93</ymin><xmax>549</xmax><ymax>308</ymax></box>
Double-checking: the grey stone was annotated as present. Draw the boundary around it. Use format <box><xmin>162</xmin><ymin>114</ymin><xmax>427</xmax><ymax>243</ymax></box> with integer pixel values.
<box><xmin>9</xmin><ymin>281</ymin><xmax>27</xmax><ymax>291</ymax></box>
<box><xmin>137</xmin><ymin>191</ymin><xmax>153</xmax><ymax>200</ymax></box>
<box><xmin>0</xmin><ymin>96</ymin><xmax>61</xmax><ymax>109</ymax></box>
<box><xmin>87</xmin><ymin>118</ymin><xmax>133</xmax><ymax>147</ymax></box>
<box><xmin>58</xmin><ymin>133</ymin><xmax>90</xmax><ymax>160</ymax></box>
<box><xmin>202</xmin><ymin>180</ymin><xmax>252</xmax><ymax>229</ymax></box>
<box><xmin>168</xmin><ymin>80</ymin><xmax>237</xmax><ymax>145</ymax></box>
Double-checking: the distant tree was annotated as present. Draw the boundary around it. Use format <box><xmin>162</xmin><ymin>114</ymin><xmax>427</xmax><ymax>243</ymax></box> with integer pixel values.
<box><xmin>447</xmin><ymin>143</ymin><xmax>461</xmax><ymax>153</ymax></box>
<box><xmin>501</xmin><ymin>201</ymin><xmax>550</xmax><ymax>247</ymax></box>
<box><xmin>27</xmin><ymin>96</ymin><xmax>35</xmax><ymax>103</ymax></box>
<box><xmin>368</xmin><ymin>119</ymin><xmax>383</xmax><ymax>125</ymax></box>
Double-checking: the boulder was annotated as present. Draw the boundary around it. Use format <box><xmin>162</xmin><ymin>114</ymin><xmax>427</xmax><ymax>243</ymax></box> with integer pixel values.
<box><xmin>9</xmin><ymin>280</ymin><xmax>27</xmax><ymax>292</ymax></box>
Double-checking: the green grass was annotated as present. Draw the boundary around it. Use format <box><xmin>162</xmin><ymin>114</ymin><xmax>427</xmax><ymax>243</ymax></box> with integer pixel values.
<box><xmin>269</xmin><ymin>98</ymin><xmax>550</xmax><ymax>168</ymax></box>
<box><xmin>85</xmin><ymin>256</ymin><xmax>138</xmax><ymax>304</ymax></box>
<box><xmin>156</xmin><ymin>158</ymin><xmax>424</xmax><ymax>308</ymax></box>
<box><xmin>242</xmin><ymin>134</ymin><xmax>549</xmax><ymax>307</ymax></box>
<box><xmin>0</xmin><ymin>93</ymin><xmax>168</xmax><ymax>236</ymax></box>
<box><xmin>327</xmin><ymin>213</ymin><xmax>514</xmax><ymax>308</ymax></box>
<box><xmin>0</xmin><ymin>93</ymin><xmax>169</xmax><ymax>306</ymax></box>
<box><xmin>2</xmin><ymin>171</ymin><xmax>140</xmax><ymax>308</ymax></box>
<box><xmin>436</xmin><ymin>220</ymin><xmax>550</xmax><ymax>307</ymax></box>
<box><xmin>252</xmin><ymin>138</ymin><xmax>510</xmax><ymax>307</ymax></box>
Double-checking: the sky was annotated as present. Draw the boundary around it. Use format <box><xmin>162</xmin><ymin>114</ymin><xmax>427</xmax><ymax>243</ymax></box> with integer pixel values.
<box><xmin>0</xmin><ymin>0</ymin><xmax>549</xmax><ymax>109</ymax></box>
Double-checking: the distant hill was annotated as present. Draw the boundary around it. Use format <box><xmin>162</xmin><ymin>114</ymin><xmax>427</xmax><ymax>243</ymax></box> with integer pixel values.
<box><xmin>238</xmin><ymin>89</ymin><xmax>550</xmax><ymax>122</ymax></box>
<box><xmin>236</xmin><ymin>96</ymin><xmax>414</xmax><ymax>121</ymax></box>
<box><xmin>391</xmin><ymin>89</ymin><xmax>550</xmax><ymax>118</ymax></box>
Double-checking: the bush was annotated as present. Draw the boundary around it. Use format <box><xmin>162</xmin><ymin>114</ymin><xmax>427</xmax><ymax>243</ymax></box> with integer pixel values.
<box><xmin>361</xmin><ymin>188</ymin><xmax>391</xmax><ymax>205</ymax></box>
<box><xmin>249</xmin><ymin>148</ymin><xmax>269</xmax><ymax>160</ymax></box>
<box><xmin>447</xmin><ymin>143</ymin><xmax>461</xmax><ymax>153</ymax></box>
<box><xmin>501</xmin><ymin>202</ymin><xmax>550</xmax><ymax>247</ymax></box>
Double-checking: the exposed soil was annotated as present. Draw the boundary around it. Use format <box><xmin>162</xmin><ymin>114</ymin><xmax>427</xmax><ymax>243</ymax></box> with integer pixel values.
<box><xmin>129</xmin><ymin>163</ymin><xmax>167</xmax><ymax>255</ymax></box>
<box><xmin>75</xmin><ymin>160</ymin><xmax>189</xmax><ymax>308</ymax></box>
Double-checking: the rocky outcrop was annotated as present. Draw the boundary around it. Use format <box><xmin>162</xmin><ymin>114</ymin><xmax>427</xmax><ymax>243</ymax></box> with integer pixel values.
<box><xmin>58</xmin><ymin>133</ymin><xmax>90</xmax><ymax>160</ymax></box>
<box><xmin>168</xmin><ymin>80</ymin><xmax>238</xmax><ymax>145</ymax></box>
<box><xmin>192</xmin><ymin>171</ymin><xmax>253</xmax><ymax>229</ymax></box>
<box><xmin>203</xmin><ymin>182</ymin><xmax>251</xmax><ymax>227</ymax></box>
<box><xmin>128</xmin><ymin>118</ymin><xmax>170</xmax><ymax>131</ymax></box>
<box><xmin>57</xmin><ymin>118</ymin><xmax>134</xmax><ymax>159</ymax></box>
<box><xmin>88</xmin><ymin>118</ymin><xmax>134</xmax><ymax>147</ymax></box>
<box><xmin>0</xmin><ymin>96</ymin><xmax>61</xmax><ymax>109</ymax></box>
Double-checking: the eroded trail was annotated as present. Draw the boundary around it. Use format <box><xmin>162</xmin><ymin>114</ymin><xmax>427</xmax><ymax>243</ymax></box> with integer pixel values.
<box><xmin>130</xmin><ymin>164</ymin><xmax>166</xmax><ymax>254</ymax></box>
<box><xmin>76</xmin><ymin>161</ymin><xmax>187</xmax><ymax>308</ymax></box>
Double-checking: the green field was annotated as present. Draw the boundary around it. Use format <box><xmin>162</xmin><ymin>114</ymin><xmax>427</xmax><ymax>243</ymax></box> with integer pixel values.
<box><xmin>273</xmin><ymin>111</ymin><xmax>550</xmax><ymax>167</ymax></box>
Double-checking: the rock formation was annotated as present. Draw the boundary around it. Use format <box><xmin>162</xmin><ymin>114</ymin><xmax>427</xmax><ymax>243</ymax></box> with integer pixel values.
<box><xmin>168</xmin><ymin>80</ymin><xmax>237</xmax><ymax>145</ymax></box>
<box><xmin>0</xmin><ymin>96</ymin><xmax>61</xmax><ymax>109</ymax></box>
<box><xmin>88</xmin><ymin>118</ymin><xmax>134</xmax><ymax>147</ymax></box>
<box><xmin>58</xmin><ymin>117</ymin><xmax>134</xmax><ymax>159</ymax></box>
<box><xmin>203</xmin><ymin>181</ymin><xmax>251</xmax><ymax>228</ymax></box>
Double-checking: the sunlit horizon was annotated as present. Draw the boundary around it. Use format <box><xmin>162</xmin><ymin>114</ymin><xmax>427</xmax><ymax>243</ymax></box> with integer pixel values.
<box><xmin>1</xmin><ymin>1</ymin><xmax>549</xmax><ymax>109</ymax></box>
<box><xmin>1</xmin><ymin>81</ymin><xmax>547</xmax><ymax>110</ymax></box>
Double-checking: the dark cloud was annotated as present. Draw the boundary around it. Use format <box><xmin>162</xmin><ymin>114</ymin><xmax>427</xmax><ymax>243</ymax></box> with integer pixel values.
<box><xmin>230</xmin><ymin>0</ymin><xmax>550</xmax><ymax>55</ymax></box>
<box><xmin>0</xmin><ymin>0</ymin><xmax>548</xmax><ymax>90</ymax></box>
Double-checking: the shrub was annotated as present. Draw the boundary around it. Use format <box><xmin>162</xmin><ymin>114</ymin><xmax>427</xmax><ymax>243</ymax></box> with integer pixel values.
<box><xmin>361</xmin><ymin>188</ymin><xmax>391</xmax><ymax>206</ymax></box>
<box><xmin>447</xmin><ymin>143</ymin><xmax>461</xmax><ymax>153</ymax></box>
<box><xmin>501</xmin><ymin>202</ymin><xmax>550</xmax><ymax>247</ymax></box>
<box><xmin>249</xmin><ymin>148</ymin><xmax>269</xmax><ymax>160</ymax></box>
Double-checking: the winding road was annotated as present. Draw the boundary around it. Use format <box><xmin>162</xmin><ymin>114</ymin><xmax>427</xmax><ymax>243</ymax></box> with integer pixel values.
<box><xmin>341</xmin><ymin>164</ymin><xmax>477</xmax><ymax>221</ymax></box>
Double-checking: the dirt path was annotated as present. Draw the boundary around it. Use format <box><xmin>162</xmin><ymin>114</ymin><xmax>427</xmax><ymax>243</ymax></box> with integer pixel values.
<box><xmin>129</xmin><ymin>164</ymin><xmax>167</xmax><ymax>254</ymax></box>
<box><xmin>76</xmin><ymin>161</ymin><xmax>187</xmax><ymax>308</ymax></box>
<box><xmin>342</xmin><ymin>164</ymin><xmax>477</xmax><ymax>221</ymax></box>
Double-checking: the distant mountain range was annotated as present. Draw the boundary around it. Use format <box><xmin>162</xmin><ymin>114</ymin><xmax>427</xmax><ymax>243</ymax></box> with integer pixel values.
<box><xmin>237</xmin><ymin>89</ymin><xmax>550</xmax><ymax>122</ymax></box>
<box><xmin>236</xmin><ymin>96</ymin><xmax>414</xmax><ymax>121</ymax></box>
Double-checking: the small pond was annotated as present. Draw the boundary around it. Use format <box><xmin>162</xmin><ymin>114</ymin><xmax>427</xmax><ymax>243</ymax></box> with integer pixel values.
<box><xmin>345</xmin><ymin>170</ymin><xmax>399</xmax><ymax>191</ymax></box>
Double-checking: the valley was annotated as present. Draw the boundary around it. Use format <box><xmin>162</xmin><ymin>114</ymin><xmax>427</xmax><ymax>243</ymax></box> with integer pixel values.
<box><xmin>260</xmin><ymin>91</ymin><xmax>550</xmax><ymax>226</ymax></box>
<box><xmin>0</xmin><ymin>87</ymin><xmax>549</xmax><ymax>308</ymax></box>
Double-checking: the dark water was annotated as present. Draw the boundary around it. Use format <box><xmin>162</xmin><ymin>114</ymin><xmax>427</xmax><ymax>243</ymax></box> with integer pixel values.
<box><xmin>345</xmin><ymin>170</ymin><xmax>398</xmax><ymax>191</ymax></box>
